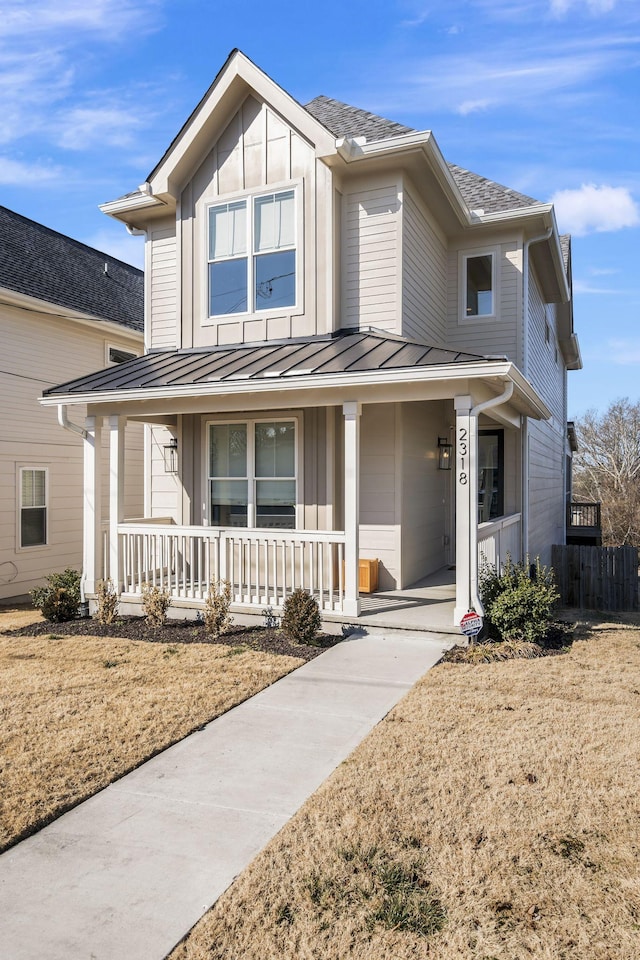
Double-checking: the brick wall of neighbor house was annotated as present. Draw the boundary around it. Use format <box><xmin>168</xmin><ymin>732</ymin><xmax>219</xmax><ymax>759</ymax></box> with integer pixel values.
<box><xmin>526</xmin><ymin>269</ymin><xmax>567</xmax><ymax>563</ymax></box>
<box><xmin>342</xmin><ymin>177</ymin><xmax>401</xmax><ymax>335</ymax></box>
<box><xmin>401</xmin><ymin>178</ymin><xmax>448</xmax><ymax>346</ymax></box>
<box><xmin>0</xmin><ymin>307</ymin><xmax>143</xmax><ymax>599</ymax></box>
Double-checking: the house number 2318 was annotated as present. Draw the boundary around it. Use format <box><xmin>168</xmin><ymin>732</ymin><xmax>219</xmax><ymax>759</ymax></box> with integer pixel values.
<box><xmin>458</xmin><ymin>427</ymin><xmax>468</xmax><ymax>485</ymax></box>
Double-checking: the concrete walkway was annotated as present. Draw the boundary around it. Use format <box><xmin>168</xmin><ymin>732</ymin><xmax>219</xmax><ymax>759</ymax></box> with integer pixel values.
<box><xmin>0</xmin><ymin>631</ymin><xmax>450</xmax><ymax>960</ymax></box>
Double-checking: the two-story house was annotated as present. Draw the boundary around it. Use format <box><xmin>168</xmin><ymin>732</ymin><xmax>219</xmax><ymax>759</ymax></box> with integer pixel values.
<box><xmin>41</xmin><ymin>50</ymin><xmax>581</xmax><ymax>627</ymax></box>
<box><xmin>0</xmin><ymin>206</ymin><xmax>144</xmax><ymax>602</ymax></box>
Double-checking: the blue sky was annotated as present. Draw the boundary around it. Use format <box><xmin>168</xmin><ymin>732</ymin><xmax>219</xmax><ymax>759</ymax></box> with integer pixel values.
<box><xmin>1</xmin><ymin>0</ymin><xmax>638</xmax><ymax>417</ymax></box>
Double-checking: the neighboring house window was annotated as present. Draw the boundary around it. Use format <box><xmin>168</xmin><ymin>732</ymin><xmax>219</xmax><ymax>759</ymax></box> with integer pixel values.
<box><xmin>460</xmin><ymin>250</ymin><xmax>497</xmax><ymax>321</ymax></box>
<box><xmin>478</xmin><ymin>431</ymin><xmax>504</xmax><ymax>522</ymax></box>
<box><xmin>20</xmin><ymin>468</ymin><xmax>47</xmax><ymax>547</ymax></box>
<box><xmin>208</xmin><ymin>419</ymin><xmax>297</xmax><ymax>528</ymax></box>
<box><xmin>208</xmin><ymin>189</ymin><xmax>296</xmax><ymax>317</ymax></box>
<box><xmin>108</xmin><ymin>346</ymin><xmax>138</xmax><ymax>364</ymax></box>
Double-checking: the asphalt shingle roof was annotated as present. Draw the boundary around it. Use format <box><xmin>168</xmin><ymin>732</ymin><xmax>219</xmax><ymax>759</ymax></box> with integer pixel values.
<box><xmin>0</xmin><ymin>206</ymin><xmax>143</xmax><ymax>332</ymax></box>
<box><xmin>304</xmin><ymin>96</ymin><xmax>541</xmax><ymax>215</ymax></box>
<box><xmin>43</xmin><ymin>329</ymin><xmax>496</xmax><ymax>398</ymax></box>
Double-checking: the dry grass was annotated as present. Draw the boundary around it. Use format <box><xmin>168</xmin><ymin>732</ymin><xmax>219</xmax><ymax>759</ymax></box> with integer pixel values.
<box><xmin>171</xmin><ymin>617</ymin><xmax>640</xmax><ymax>960</ymax></box>
<box><xmin>0</xmin><ymin>605</ymin><xmax>303</xmax><ymax>851</ymax></box>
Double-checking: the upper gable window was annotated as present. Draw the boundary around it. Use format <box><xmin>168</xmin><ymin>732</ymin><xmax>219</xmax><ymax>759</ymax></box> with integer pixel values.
<box><xmin>460</xmin><ymin>250</ymin><xmax>497</xmax><ymax>322</ymax></box>
<box><xmin>208</xmin><ymin>189</ymin><xmax>296</xmax><ymax>318</ymax></box>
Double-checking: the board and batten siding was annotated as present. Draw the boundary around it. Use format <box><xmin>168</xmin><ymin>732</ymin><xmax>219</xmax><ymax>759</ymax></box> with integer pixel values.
<box><xmin>359</xmin><ymin>403</ymin><xmax>401</xmax><ymax>589</ymax></box>
<box><xmin>341</xmin><ymin>179</ymin><xmax>401</xmax><ymax>335</ymax></box>
<box><xmin>148</xmin><ymin>224</ymin><xmax>177</xmax><ymax>350</ymax></box>
<box><xmin>526</xmin><ymin>270</ymin><xmax>567</xmax><ymax>563</ymax></box>
<box><xmin>180</xmin><ymin>95</ymin><xmax>330</xmax><ymax>349</ymax></box>
<box><xmin>401</xmin><ymin>180</ymin><xmax>447</xmax><ymax>345</ymax></box>
<box><xmin>446</xmin><ymin>239</ymin><xmax>521</xmax><ymax>360</ymax></box>
<box><xmin>0</xmin><ymin>306</ymin><xmax>143</xmax><ymax>599</ymax></box>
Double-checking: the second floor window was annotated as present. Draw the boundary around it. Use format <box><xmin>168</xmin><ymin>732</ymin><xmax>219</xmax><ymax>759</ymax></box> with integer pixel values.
<box><xmin>208</xmin><ymin>189</ymin><xmax>296</xmax><ymax>317</ymax></box>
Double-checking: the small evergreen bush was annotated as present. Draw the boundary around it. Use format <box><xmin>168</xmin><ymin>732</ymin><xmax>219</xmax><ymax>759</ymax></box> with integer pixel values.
<box><xmin>203</xmin><ymin>579</ymin><xmax>234</xmax><ymax>639</ymax></box>
<box><xmin>141</xmin><ymin>583</ymin><xmax>171</xmax><ymax>628</ymax></box>
<box><xmin>281</xmin><ymin>588</ymin><xmax>322</xmax><ymax>645</ymax></box>
<box><xmin>95</xmin><ymin>579</ymin><xmax>119</xmax><ymax>624</ymax></box>
<box><xmin>31</xmin><ymin>568</ymin><xmax>81</xmax><ymax>622</ymax></box>
<box><xmin>479</xmin><ymin>555</ymin><xmax>559</xmax><ymax>645</ymax></box>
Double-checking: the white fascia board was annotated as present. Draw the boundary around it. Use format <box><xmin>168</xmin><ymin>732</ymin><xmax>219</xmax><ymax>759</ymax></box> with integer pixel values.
<box><xmin>41</xmin><ymin>359</ymin><xmax>551</xmax><ymax>420</ymax></box>
<box><xmin>99</xmin><ymin>192</ymin><xmax>168</xmax><ymax>219</ymax></box>
<box><xmin>0</xmin><ymin>285</ymin><xmax>143</xmax><ymax>343</ymax></box>
<box><xmin>148</xmin><ymin>51</ymin><xmax>336</xmax><ymax>198</ymax></box>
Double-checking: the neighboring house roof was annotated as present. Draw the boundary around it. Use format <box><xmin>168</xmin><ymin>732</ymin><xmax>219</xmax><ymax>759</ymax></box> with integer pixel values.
<box><xmin>43</xmin><ymin>329</ymin><xmax>496</xmax><ymax>398</ymax></box>
<box><xmin>304</xmin><ymin>96</ymin><xmax>542</xmax><ymax>215</ymax></box>
<box><xmin>0</xmin><ymin>206</ymin><xmax>143</xmax><ymax>333</ymax></box>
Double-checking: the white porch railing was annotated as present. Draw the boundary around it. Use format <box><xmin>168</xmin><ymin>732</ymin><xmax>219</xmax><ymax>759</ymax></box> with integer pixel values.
<box><xmin>114</xmin><ymin>523</ymin><xmax>346</xmax><ymax>613</ymax></box>
<box><xmin>478</xmin><ymin>513</ymin><xmax>521</xmax><ymax>572</ymax></box>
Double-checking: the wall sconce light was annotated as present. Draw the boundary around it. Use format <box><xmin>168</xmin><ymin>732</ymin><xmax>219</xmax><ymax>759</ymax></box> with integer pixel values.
<box><xmin>438</xmin><ymin>436</ymin><xmax>452</xmax><ymax>470</ymax></box>
<box><xmin>163</xmin><ymin>437</ymin><xmax>178</xmax><ymax>474</ymax></box>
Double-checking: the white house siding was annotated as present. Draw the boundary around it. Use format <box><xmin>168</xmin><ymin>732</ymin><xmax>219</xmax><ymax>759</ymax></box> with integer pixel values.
<box><xmin>401</xmin><ymin>180</ymin><xmax>447</xmax><ymax>345</ymax></box>
<box><xmin>359</xmin><ymin>403</ymin><xmax>401</xmax><ymax>590</ymax></box>
<box><xmin>342</xmin><ymin>178</ymin><xmax>401</xmax><ymax>335</ymax></box>
<box><xmin>180</xmin><ymin>95</ymin><xmax>329</xmax><ymax>349</ymax></box>
<box><xmin>148</xmin><ymin>224</ymin><xmax>177</xmax><ymax>349</ymax></box>
<box><xmin>0</xmin><ymin>306</ymin><xmax>143</xmax><ymax>599</ymax></box>
<box><xmin>526</xmin><ymin>270</ymin><xmax>567</xmax><ymax>563</ymax></box>
<box><xmin>147</xmin><ymin>425</ymin><xmax>181</xmax><ymax>522</ymax></box>
<box><xmin>400</xmin><ymin>400</ymin><xmax>449</xmax><ymax>587</ymax></box>
<box><xmin>446</xmin><ymin>238</ymin><xmax>521</xmax><ymax>360</ymax></box>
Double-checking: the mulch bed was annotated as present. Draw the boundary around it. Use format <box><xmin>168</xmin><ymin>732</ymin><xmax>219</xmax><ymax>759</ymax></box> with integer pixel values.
<box><xmin>2</xmin><ymin>616</ymin><xmax>341</xmax><ymax>662</ymax></box>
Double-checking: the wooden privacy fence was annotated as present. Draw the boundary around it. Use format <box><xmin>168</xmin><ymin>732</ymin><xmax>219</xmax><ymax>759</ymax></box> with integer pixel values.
<box><xmin>552</xmin><ymin>544</ymin><xmax>639</xmax><ymax>612</ymax></box>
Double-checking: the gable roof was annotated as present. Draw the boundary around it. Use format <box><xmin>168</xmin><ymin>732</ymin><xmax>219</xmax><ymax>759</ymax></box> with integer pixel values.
<box><xmin>304</xmin><ymin>96</ymin><xmax>541</xmax><ymax>215</ymax></box>
<box><xmin>0</xmin><ymin>206</ymin><xmax>143</xmax><ymax>333</ymax></box>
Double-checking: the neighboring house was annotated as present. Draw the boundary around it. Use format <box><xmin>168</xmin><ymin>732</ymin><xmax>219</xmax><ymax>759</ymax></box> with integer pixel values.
<box><xmin>0</xmin><ymin>206</ymin><xmax>144</xmax><ymax>601</ymax></box>
<box><xmin>41</xmin><ymin>50</ymin><xmax>581</xmax><ymax>625</ymax></box>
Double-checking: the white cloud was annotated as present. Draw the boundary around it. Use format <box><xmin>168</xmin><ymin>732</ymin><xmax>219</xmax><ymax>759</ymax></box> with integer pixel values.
<box><xmin>83</xmin><ymin>229</ymin><xmax>144</xmax><ymax>269</ymax></box>
<box><xmin>550</xmin><ymin>0</ymin><xmax>617</xmax><ymax>15</ymax></box>
<box><xmin>0</xmin><ymin>1</ymin><xmax>161</xmax><ymax>41</ymax></box>
<box><xmin>55</xmin><ymin>104</ymin><xmax>147</xmax><ymax>150</ymax></box>
<box><xmin>0</xmin><ymin>155</ymin><xmax>62</xmax><ymax>185</ymax></box>
<box><xmin>457</xmin><ymin>98</ymin><xmax>493</xmax><ymax>115</ymax></box>
<box><xmin>551</xmin><ymin>183</ymin><xmax>640</xmax><ymax>235</ymax></box>
<box><xmin>608</xmin><ymin>339</ymin><xmax>640</xmax><ymax>365</ymax></box>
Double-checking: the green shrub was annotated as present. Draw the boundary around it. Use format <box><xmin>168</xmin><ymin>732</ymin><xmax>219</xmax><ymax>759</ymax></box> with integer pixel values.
<box><xmin>141</xmin><ymin>583</ymin><xmax>171</xmax><ymax>628</ymax></box>
<box><xmin>31</xmin><ymin>568</ymin><xmax>81</xmax><ymax>622</ymax></box>
<box><xmin>479</xmin><ymin>555</ymin><xmax>559</xmax><ymax>645</ymax></box>
<box><xmin>203</xmin><ymin>579</ymin><xmax>234</xmax><ymax>640</ymax></box>
<box><xmin>95</xmin><ymin>579</ymin><xmax>119</xmax><ymax>624</ymax></box>
<box><xmin>281</xmin><ymin>588</ymin><xmax>322</xmax><ymax>645</ymax></box>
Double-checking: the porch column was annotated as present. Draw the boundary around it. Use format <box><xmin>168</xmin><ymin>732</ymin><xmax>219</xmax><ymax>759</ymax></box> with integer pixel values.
<box><xmin>82</xmin><ymin>415</ymin><xmax>102</xmax><ymax>599</ymax></box>
<box><xmin>454</xmin><ymin>396</ymin><xmax>477</xmax><ymax>625</ymax></box>
<box><xmin>109</xmin><ymin>415</ymin><xmax>125</xmax><ymax>592</ymax></box>
<box><xmin>343</xmin><ymin>401</ymin><xmax>361</xmax><ymax>617</ymax></box>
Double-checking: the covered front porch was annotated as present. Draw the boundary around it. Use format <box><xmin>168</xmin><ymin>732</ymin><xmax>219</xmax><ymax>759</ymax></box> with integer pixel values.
<box><xmin>41</xmin><ymin>330</ymin><xmax>549</xmax><ymax>631</ymax></box>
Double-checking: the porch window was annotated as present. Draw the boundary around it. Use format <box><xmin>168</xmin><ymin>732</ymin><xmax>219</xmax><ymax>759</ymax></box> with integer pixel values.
<box><xmin>208</xmin><ymin>189</ymin><xmax>296</xmax><ymax>317</ymax></box>
<box><xmin>20</xmin><ymin>467</ymin><xmax>47</xmax><ymax>547</ymax></box>
<box><xmin>208</xmin><ymin>419</ymin><xmax>297</xmax><ymax>529</ymax></box>
<box><xmin>478</xmin><ymin>430</ymin><xmax>504</xmax><ymax>522</ymax></box>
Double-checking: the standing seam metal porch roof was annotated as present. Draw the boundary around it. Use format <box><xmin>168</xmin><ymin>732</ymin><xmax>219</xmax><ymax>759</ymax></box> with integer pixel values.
<box><xmin>43</xmin><ymin>330</ymin><xmax>501</xmax><ymax>399</ymax></box>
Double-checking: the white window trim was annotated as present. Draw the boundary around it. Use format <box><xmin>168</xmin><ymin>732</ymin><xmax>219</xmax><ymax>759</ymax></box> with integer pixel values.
<box><xmin>204</xmin><ymin>412</ymin><xmax>303</xmax><ymax>529</ymax></box>
<box><xmin>458</xmin><ymin>247</ymin><xmax>499</xmax><ymax>324</ymax></box>
<box><xmin>105</xmin><ymin>343</ymin><xmax>141</xmax><ymax>365</ymax></box>
<box><xmin>203</xmin><ymin>180</ymin><xmax>303</xmax><ymax>326</ymax></box>
<box><xmin>17</xmin><ymin>465</ymin><xmax>49</xmax><ymax>551</ymax></box>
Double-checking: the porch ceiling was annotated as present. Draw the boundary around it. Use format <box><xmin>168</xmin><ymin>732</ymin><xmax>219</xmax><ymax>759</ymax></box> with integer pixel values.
<box><xmin>40</xmin><ymin>328</ymin><xmax>551</xmax><ymax>421</ymax></box>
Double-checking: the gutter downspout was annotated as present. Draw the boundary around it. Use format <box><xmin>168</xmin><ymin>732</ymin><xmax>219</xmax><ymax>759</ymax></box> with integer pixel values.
<box><xmin>522</xmin><ymin>226</ymin><xmax>552</xmax><ymax>561</ymax></box>
<box><xmin>469</xmin><ymin>381</ymin><xmax>515</xmax><ymax>616</ymax></box>
<box><xmin>57</xmin><ymin>404</ymin><xmax>88</xmax><ymax>440</ymax></box>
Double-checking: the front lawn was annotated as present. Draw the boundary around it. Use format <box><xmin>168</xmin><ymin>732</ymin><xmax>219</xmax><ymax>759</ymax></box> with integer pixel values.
<box><xmin>170</xmin><ymin>615</ymin><xmax>640</xmax><ymax>960</ymax></box>
<box><xmin>0</xmin><ymin>606</ymin><xmax>308</xmax><ymax>852</ymax></box>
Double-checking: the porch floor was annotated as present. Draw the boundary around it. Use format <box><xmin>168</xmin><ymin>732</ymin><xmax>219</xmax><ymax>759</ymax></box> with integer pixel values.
<box><xmin>337</xmin><ymin>566</ymin><xmax>459</xmax><ymax>636</ymax></box>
